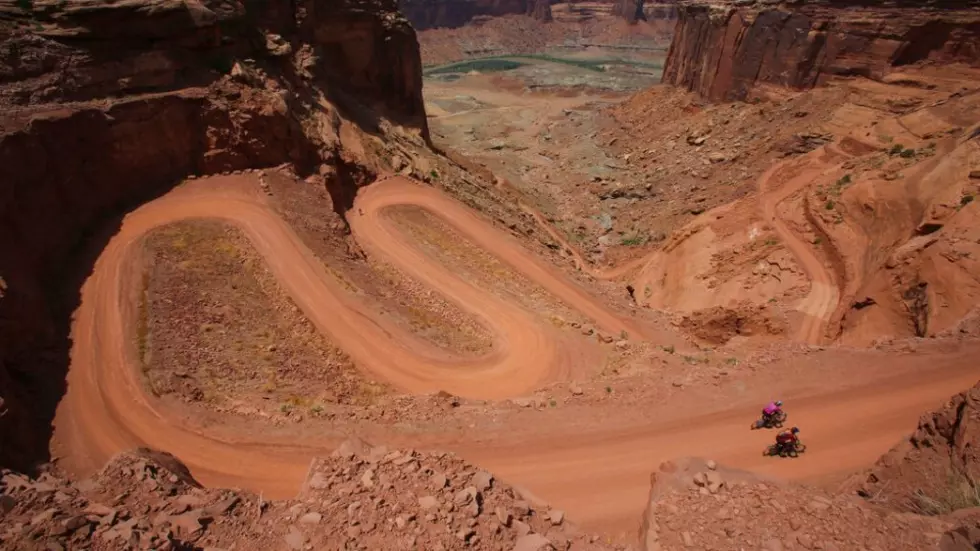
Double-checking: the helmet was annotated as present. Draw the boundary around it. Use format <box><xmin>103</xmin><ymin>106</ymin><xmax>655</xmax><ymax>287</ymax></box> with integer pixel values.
<box><xmin>775</xmin><ymin>400</ymin><xmax>783</xmax><ymax>407</ymax></box>
<box><xmin>791</xmin><ymin>427</ymin><xmax>799</xmax><ymax>434</ymax></box>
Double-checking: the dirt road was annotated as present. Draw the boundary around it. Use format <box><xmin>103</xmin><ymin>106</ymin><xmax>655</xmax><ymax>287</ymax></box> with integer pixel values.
<box><xmin>53</xmin><ymin>174</ymin><xmax>980</xmax><ymax>535</ymax></box>
<box><xmin>758</xmin><ymin>146</ymin><xmax>845</xmax><ymax>344</ymax></box>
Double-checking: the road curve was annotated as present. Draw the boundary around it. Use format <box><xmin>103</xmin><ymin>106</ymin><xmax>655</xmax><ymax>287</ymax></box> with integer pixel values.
<box><xmin>758</xmin><ymin>146</ymin><xmax>844</xmax><ymax>344</ymax></box>
<box><xmin>53</xmin><ymin>174</ymin><xmax>980</xmax><ymax>535</ymax></box>
<box><xmin>55</xmin><ymin>176</ymin><xmax>640</xmax><ymax>481</ymax></box>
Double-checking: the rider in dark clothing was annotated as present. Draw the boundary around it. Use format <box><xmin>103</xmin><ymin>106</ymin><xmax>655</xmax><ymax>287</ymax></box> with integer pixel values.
<box><xmin>775</xmin><ymin>427</ymin><xmax>800</xmax><ymax>452</ymax></box>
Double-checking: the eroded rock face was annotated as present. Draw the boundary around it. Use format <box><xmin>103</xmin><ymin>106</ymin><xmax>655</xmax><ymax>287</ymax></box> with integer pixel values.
<box><xmin>663</xmin><ymin>0</ymin><xmax>980</xmax><ymax>101</ymax></box>
<box><xmin>0</xmin><ymin>0</ymin><xmax>426</xmax><ymax>472</ymax></box>
<box><xmin>527</xmin><ymin>0</ymin><xmax>553</xmax><ymax>23</ymax></box>
<box><xmin>855</xmin><ymin>380</ymin><xmax>980</xmax><ymax>512</ymax></box>
<box><xmin>399</xmin><ymin>0</ymin><xmax>551</xmax><ymax>29</ymax></box>
<box><xmin>612</xmin><ymin>0</ymin><xmax>647</xmax><ymax>23</ymax></box>
<box><xmin>398</xmin><ymin>0</ymin><xmax>677</xmax><ymax>29</ymax></box>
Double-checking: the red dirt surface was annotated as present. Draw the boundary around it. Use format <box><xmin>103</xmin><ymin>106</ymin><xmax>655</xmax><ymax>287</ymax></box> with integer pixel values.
<box><xmin>48</xmin><ymin>167</ymin><xmax>980</xmax><ymax>541</ymax></box>
<box><xmin>5</xmin><ymin>1</ymin><xmax>980</xmax><ymax>549</ymax></box>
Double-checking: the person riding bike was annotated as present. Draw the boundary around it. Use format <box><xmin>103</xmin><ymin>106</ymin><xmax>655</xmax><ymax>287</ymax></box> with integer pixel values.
<box><xmin>775</xmin><ymin>427</ymin><xmax>800</xmax><ymax>453</ymax></box>
<box><xmin>762</xmin><ymin>400</ymin><xmax>784</xmax><ymax>423</ymax></box>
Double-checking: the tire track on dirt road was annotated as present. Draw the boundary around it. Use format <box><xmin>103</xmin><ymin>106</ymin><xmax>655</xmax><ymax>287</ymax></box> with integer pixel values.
<box><xmin>55</xmin><ymin>175</ymin><xmax>641</xmax><ymax>482</ymax></box>
<box><xmin>759</xmin><ymin>146</ymin><xmax>846</xmax><ymax>344</ymax></box>
<box><xmin>53</xmin><ymin>173</ymin><xmax>980</xmax><ymax>537</ymax></box>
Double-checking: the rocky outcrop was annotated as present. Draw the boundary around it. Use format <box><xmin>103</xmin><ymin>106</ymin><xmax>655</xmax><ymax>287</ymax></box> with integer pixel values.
<box><xmin>399</xmin><ymin>0</ymin><xmax>674</xmax><ymax>29</ymax></box>
<box><xmin>399</xmin><ymin>0</ymin><xmax>552</xmax><ymax>29</ymax></box>
<box><xmin>942</xmin><ymin>521</ymin><xmax>980</xmax><ymax>551</ymax></box>
<box><xmin>0</xmin><ymin>440</ymin><xmax>627</xmax><ymax>550</ymax></box>
<box><xmin>644</xmin><ymin>0</ymin><xmax>678</xmax><ymax>21</ymax></box>
<box><xmin>639</xmin><ymin>457</ymin><xmax>948</xmax><ymax>550</ymax></box>
<box><xmin>0</xmin><ymin>0</ymin><xmax>427</xmax><ymax>472</ymax></box>
<box><xmin>855</xmin><ymin>380</ymin><xmax>980</xmax><ymax>513</ymax></box>
<box><xmin>663</xmin><ymin>0</ymin><xmax>980</xmax><ymax>101</ymax></box>
<box><xmin>612</xmin><ymin>0</ymin><xmax>646</xmax><ymax>23</ymax></box>
<box><xmin>527</xmin><ymin>0</ymin><xmax>554</xmax><ymax>23</ymax></box>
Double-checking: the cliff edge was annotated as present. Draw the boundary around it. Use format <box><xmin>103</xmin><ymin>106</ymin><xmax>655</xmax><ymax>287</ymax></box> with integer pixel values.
<box><xmin>662</xmin><ymin>0</ymin><xmax>980</xmax><ymax>101</ymax></box>
<box><xmin>0</xmin><ymin>0</ymin><xmax>427</xmax><ymax>473</ymax></box>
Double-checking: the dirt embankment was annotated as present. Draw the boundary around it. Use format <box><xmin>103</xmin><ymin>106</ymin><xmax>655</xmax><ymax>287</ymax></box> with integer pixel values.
<box><xmin>0</xmin><ymin>0</ymin><xmax>427</xmax><ymax>473</ymax></box>
<box><xmin>851</xmin><ymin>380</ymin><xmax>980</xmax><ymax>516</ymax></box>
<box><xmin>663</xmin><ymin>0</ymin><xmax>980</xmax><ymax>101</ymax></box>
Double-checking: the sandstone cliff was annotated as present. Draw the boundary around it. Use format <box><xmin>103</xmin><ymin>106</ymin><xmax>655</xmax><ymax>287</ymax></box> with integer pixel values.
<box><xmin>399</xmin><ymin>0</ymin><xmax>552</xmax><ymax>30</ymax></box>
<box><xmin>663</xmin><ymin>0</ymin><xmax>980</xmax><ymax>101</ymax></box>
<box><xmin>612</xmin><ymin>0</ymin><xmax>646</xmax><ymax>23</ymax></box>
<box><xmin>0</xmin><ymin>0</ymin><xmax>427</xmax><ymax>472</ymax></box>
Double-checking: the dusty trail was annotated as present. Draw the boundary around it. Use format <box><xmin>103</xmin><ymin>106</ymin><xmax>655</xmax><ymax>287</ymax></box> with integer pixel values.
<box><xmin>56</xmin><ymin>175</ymin><xmax>639</xmax><ymax>481</ymax></box>
<box><xmin>54</xmin><ymin>173</ymin><xmax>980</xmax><ymax>535</ymax></box>
<box><xmin>758</xmin><ymin>147</ymin><xmax>844</xmax><ymax>343</ymax></box>
<box><xmin>459</xmin><ymin>354</ymin><xmax>980</xmax><ymax>533</ymax></box>
<box><xmin>518</xmin><ymin>143</ymin><xmax>845</xmax><ymax>345</ymax></box>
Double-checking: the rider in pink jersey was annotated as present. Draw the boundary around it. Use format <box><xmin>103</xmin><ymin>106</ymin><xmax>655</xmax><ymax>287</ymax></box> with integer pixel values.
<box><xmin>762</xmin><ymin>400</ymin><xmax>783</xmax><ymax>420</ymax></box>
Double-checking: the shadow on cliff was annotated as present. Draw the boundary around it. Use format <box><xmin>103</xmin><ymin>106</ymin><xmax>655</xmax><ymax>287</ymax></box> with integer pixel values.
<box><xmin>0</xmin><ymin>176</ymin><xmax>184</xmax><ymax>475</ymax></box>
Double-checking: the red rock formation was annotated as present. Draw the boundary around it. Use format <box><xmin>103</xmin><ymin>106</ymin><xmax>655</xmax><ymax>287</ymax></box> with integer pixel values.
<box><xmin>612</xmin><ymin>0</ymin><xmax>646</xmax><ymax>23</ymax></box>
<box><xmin>527</xmin><ymin>0</ymin><xmax>554</xmax><ymax>22</ymax></box>
<box><xmin>644</xmin><ymin>0</ymin><xmax>678</xmax><ymax>21</ymax></box>
<box><xmin>399</xmin><ymin>0</ymin><xmax>551</xmax><ymax>29</ymax></box>
<box><xmin>0</xmin><ymin>0</ymin><xmax>427</xmax><ymax>472</ymax></box>
<box><xmin>663</xmin><ymin>0</ymin><xmax>980</xmax><ymax>101</ymax></box>
<box><xmin>853</xmin><ymin>379</ymin><xmax>980</xmax><ymax>512</ymax></box>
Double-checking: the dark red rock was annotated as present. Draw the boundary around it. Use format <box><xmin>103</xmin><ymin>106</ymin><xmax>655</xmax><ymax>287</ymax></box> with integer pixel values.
<box><xmin>612</xmin><ymin>0</ymin><xmax>646</xmax><ymax>23</ymax></box>
<box><xmin>663</xmin><ymin>0</ymin><xmax>980</xmax><ymax>101</ymax></box>
<box><xmin>0</xmin><ymin>0</ymin><xmax>428</xmax><ymax>473</ymax></box>
<box><xmin>398</xmin><ymin>0</ymin><xmax>548</xmax><ymax>29</ymax></box>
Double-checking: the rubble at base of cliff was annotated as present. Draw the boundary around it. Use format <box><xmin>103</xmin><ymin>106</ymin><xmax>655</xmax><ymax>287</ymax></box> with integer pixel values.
<box><xmin>0</xmin><ymin>440</ymin><xmax>628</xmax><ymax>551</ymax></box>
<box><xmin>640</xmin><ymin>458</ymin><xmax>961</xmax><ymax>551</ymax></box>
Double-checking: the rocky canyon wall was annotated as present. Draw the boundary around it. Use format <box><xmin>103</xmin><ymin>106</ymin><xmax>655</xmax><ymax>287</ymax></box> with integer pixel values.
<box><xmin>400</xmin><ymin>0</ymin><xmax>676</xmax><ymax>30</ymax></box>
<box><xmin>663</xmin><ymin>0</ymin><xmax>980</xmax><ymax>101</ymax></box>
<box><xmin>0</xmin><ymin>0</ymin><xmax>427</xmax><ymax>472</ymax></box>
<box><xmin>399</xmin><ymin>0</ymin><xmax>553</xmax><ymax>29</ymax></box>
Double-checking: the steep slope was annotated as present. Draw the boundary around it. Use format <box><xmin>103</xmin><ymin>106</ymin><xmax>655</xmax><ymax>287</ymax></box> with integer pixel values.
<box><xmin>0</xmin><ymin>0</ymin><xmax>427</xmax><ymax>473</ymax></box>
<box><xmin>854</xmin><ymin>380</ymin><xmax>980</xmax><ymax>515</ymax></box>
<box><xmin>663</xmin><ymin>0</ymin><xmax>980</xmax><ymax>101</ymax></box>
